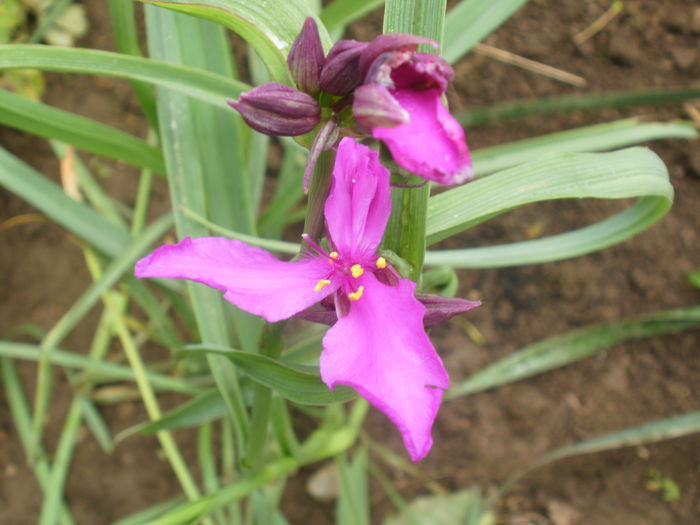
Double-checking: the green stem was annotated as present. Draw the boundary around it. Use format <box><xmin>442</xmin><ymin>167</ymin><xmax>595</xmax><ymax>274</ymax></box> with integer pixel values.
<box><xmin>381</xmin><ymin>0</ymin><xmax>447</xmax><ymax>280</ymax></box>
<box><xmin>131</xmin><ymin>167</ymin><xmax>154</xmax><ymax>236</ymax></box>
<box><xmin>303</xmin><ymin>150</ymin><xmax>335</xmax><ymax>242</ymax></box>
<box><xmin>101</xmin><ymin>281</ymin><xmax>208</xmax><ymax>518</ymax></box>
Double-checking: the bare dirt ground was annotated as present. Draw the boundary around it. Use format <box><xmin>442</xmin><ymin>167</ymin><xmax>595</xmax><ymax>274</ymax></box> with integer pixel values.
<box><xmin>1</xmin><ymin>1</ymin><xmax>699</xmax><ymax>524</ymax></box>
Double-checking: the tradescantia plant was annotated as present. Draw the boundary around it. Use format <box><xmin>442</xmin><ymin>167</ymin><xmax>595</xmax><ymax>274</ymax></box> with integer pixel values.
<box><xmin>1</xmin><ymin>1</ymin><xmax>699</xmax><ymax>524</ymax></box>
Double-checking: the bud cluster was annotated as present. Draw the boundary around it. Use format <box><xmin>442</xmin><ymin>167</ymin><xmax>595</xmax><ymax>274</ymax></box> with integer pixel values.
<box><xmin>227</xmin><ymin>17</ymin><xmax>472</xmax><ymax>187</ymax></box>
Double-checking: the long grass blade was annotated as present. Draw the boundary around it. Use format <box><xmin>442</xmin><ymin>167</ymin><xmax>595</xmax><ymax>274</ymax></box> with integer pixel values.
<box><xmin>30</xmin><ymin>214</ymin><xmax>173</xmax><ymax>455</ymax></box>
<box><xmin>448</xmin><ymin>306</ymin><xmax>700</xmax><ymax>398</ymax></box>
<box><xmin>108</xmin><ymin>0</ymin><xmax>160</xmax><ymax>129</ymax></box>
<box><xmin>145</xmin><ymin>5</ymin><xmax>251</xmax><ymax>457</ymax></box>
<box><xmin>182</xmin><ymin>344</ymin><xmax>357</xmax><ymax>405</ymax></box>
<box><xmin>0</xmin><ymin>44</ymin><xmax>248</xmax><ymax>106</ymax></box>
<box><xmin>540</xmin><ymin>411</ymin><xmax>700</xmax><ymax>464</ymax></box>
<box><xmin>472</xmin><ymin>119</ymin><xmax>697</xmax><ymax>177</ymax></box>
<box><xmin>1</xmin><ymin>358</ymin><xmax>77</xmax><ymax>525</ymax></box>
<box><xmin>0</xmin><ymin>89</ymin><xmax>164</xmax><ymax>172</ymax></box>
<box><xmin>427</xmin><ymin>148</ymin><xmax>672</xmax><ymax>244</ymax></box>
<box><xmin>321</xmin><ymin>0</ymin><xmax>385</xmax><ymax>37</ymax></box>
<box><xmin>459</xmin><ymin>86</ymin><xmax>700</xmax><ymax>126</ymax></box>
<box><xmin>140</xmin><ymin>0</ymin><xmax>332</xmax><ymax>82</ymax></box>
<box><xmin>0</xmin><ymin>341</ymin><xmax>201</xmax><ymax>394</ymax></box>
<box><xmin>425</xmin><ymin>148</ymin><xmax>673</xmax><ymax>268</ymax></box>
<box><xmin>0</xmin><ymin>146</ymin><xmax>131</xmax><ymax>256</ymax></box>
<box><xmin>426</xmin><ymin>196</ymin><xmax>669</xmax><ymax>268</ymax></box>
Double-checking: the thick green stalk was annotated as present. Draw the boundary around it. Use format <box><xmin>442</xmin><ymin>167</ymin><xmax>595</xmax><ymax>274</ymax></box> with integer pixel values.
<box><xmin>381</xmin><ymin>0</ymin><xmax>446</xmax><ymax>280</ymax></box>
<box><xmin>303</xmin><ymin>151</ymin><xmax>336</xmax><ymax>242</ymax></box>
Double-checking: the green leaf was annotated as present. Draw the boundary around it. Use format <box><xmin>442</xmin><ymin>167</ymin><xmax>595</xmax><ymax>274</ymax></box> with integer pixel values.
<box><xmin>145</xmin><ymin>6</ymin><xmax>251</xmax><ymax>452</ymax></box>
<box><xmin>321</xmin><ymin>0</ymin><xmax>385</xmax><ymax>37</ymax></box>
<box><xmin>107</xmin><ymin>0</ymin><xmax>159</xmax><ymax>130</ymax></box>
<box><xmin>688</xmin><ymin>268</ymin><xmax>700</xmax><ymax>289</ymax></box>
<box><xmin>425</xmin><ymin>148</ymin><xmax>673</xmax><ymax>268</ymax></box>
<box><xmin>0</xmin><ymin>89</ymin><xmax>164</xmax><ymax>172</ymax></box>
<box><xmin>458</xmin><ymin>87</ymin><xmax>700</xmax><ymax>127</ymax></box>
<box><xmin>183</xmin><ymin>344</ymin><xmax>357</xmax><ymax>405</ymax></box>
<box><xmin>132</xmin><ymin>389</ymin><xmax>229</xmax><ymax>435</ymax></box>
<box><xmin>0</xmin><ymin>341</ymin><xmax>200</xmax><ymax>395</ymax></box>
<box><xmin>0</xmin><ymin>146</ymin><xmax>131</xmax><ymax>257</ymax></box>
<box><xmin>1</xmin><ymin>358</ymin><xmax>77</xmax><ymax>525</ymax></box>
<box><xmin>141</xmin><ymin>0</ymin><xmax>332</xmax><ymax>83</ymax></box>
<box><xmin>540</xmin><ymin>411</ymin><xmax>700</xmax><ymax>464</ymax></box>
<box><xmin>472</xmin><ymin>118</ymin><xmax>697</xmax><ymax>178</ymax></box>
<box><xmin>0</xmin><ymin>44</ymin><xmax>248</xmax><ymax>106</ymax></box>
<box><xmin>443</xmin><ymin>0</ymin><xmax>530</xmax><ymax>64</ymax></box>
<box><xmin>337</xmin><ymin>450</ymin><xmax>370</xmax><ymax>525</ymax></box>
<box><xmin>110</xmin><ymin>497</ymin><xmax>186</xmax><ymax>525</ymax></box>
<box><xmin>382</xmin><ymin>488</ymin><xmax>494</xmax><ymax>525</ymax></box>
<box><xmin>448</xmin><ymin>306</ymin><xmax>700</xmax><ymax>398</ymax></box>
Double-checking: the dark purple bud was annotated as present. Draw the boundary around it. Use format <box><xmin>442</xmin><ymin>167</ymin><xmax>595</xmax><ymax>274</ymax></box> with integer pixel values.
<box><xmin>227</xmin><ymin>82</ymin><xmax>320</xmax><ymax>136</ymax></box>
<box><xmin>415</xmin><ymin>293</ymin><xmax>481</xmax><ymax>328</ymax></box>
<box><xmin>287</xmin><ymin>17</ymin><xmax>325</xmax><ymax>95</ymax></box>
<box><xmin>319</xmin><ymin>39</ymin><xmax>369</xmax><ymax>95</ymax></box>
<box><xmin>295</xmin><ymin>291</ymin><xmax>480</xmax><ymax>328</ymax></box>
<box><xmin>353</xmin><ymin>84</ymin><xmax>409</xmax><ymax>129</ymax></box>
<box><xmin>358</xmin><ymin>33</ymin><xmax>437</xmax><ymax>80</ymax></box>
<box><xmin>295</xmin><ymin>306</ymin><xmax>337</xmax><ymax>326</ymax></box>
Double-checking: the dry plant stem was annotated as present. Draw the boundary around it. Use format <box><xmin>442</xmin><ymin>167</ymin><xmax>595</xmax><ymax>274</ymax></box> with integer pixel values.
<box><xmin>0</xmin><ymin>213</ymin><xmax>48</xmax><ymax>231</ymax></box>
<box><xmin>684</xmin><ymin>102</ymin><xmax>700</xmax><ymax>126</ymax></box>
<box><xmin>473</xmin><ymin>42</ymin><xmax>587</xmax><ymax>88</ymax></box>
<box><xmin>573</xmin><ymin>1</ymin><xmax>624</xmax><ymax>46</ymax></box>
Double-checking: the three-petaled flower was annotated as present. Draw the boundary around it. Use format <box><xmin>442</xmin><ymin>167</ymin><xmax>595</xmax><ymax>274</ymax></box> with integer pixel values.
<box><xmin>135</xmin><ymin>138</ymin><xmax>475</xmax><ymax>461</ymax></box>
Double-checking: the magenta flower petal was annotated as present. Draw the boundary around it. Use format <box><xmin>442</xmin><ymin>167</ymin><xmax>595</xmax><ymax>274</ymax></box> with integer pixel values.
<box><xmin>324</xmin><ymin>138</ymin><xmax>391</xmax><ymax>260</ymax></box>
<box><xmin>135</xmin><ymin>237</ymin><xmax>338</xmax><ymax>322</ymax></box>
<box><xmin>320</xmin><ymin>273</ymin><xmax>449</xmax><ymax>462</ymax></box>
<box><xmin>371</xmin><ymin>88</ymin><xmax>473</xmax><ymax>185</ymax></box>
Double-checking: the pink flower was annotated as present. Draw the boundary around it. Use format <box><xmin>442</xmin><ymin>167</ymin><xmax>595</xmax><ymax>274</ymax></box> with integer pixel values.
<box><xmin>352</xmin><ymin>34</ymin><xmax>473</xmax><ymax>185</ymax></box>
<box><xmin>135</xmin><ymin>138</ymin><xmax>465</xmax><ymax>461</ymax></box>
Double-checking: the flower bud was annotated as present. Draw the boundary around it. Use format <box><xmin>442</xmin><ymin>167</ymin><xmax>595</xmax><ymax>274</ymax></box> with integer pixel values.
<box><xmin>287</xmin><ymin>17</ymin><xmax>325</xmax><ymax>95</ymax></box>
<box><xmin>353</xmin><ymin>84</ymin><xmax>409</xmax><ymax>129</ymax></box>
<box><xmin>415</xmin><ymin>293</ymin><xmax>481</xmax><ymax>328</ymax></box>
<box><xmin>319</xmin><ymin>40</ymin><xmax>368</xmax><ymax>95</ymax></box>
<box><xmin>358</xmin><ymin>33</ymin><xmax>436</xmax><ymax>79</ymax></box>
<box><xmin>227</xmin><ymin>82</ymin><xmax>320</xmax><ymax>136</ymax></box>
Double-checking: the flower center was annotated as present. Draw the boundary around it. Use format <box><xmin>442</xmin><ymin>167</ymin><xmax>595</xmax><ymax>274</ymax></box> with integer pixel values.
<box><xmin>303</xmin><ymin>234</ymin><xmax>386</xmax><ymax>302</ymax></box>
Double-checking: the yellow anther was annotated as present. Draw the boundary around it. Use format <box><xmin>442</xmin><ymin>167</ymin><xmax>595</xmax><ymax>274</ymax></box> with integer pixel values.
<box><xmin>329</xmin><ymin>251</ymin><xmax>339</xmax><ymax>259</ymax></box>
<box><xmin>375</xmin><ymin>256</ymin><xmax>387</xmax><ymax>269</ymax></box>
<box><xmin>314</xmin><ymin>279</ymin><xmax>331</xmax><ymax>292</ymax></box>
<box><xmin>348</xmin><ymin>286</ymin><xmax>365</xmax><ymax>301</ymax></box>
<box><xmin>350</xmin><ymin>264</ymin><xmax>364</xmax><ymax>278</ymax></box>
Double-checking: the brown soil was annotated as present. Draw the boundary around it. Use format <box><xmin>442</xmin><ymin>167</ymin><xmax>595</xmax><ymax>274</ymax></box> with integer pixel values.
<box><xmin>1</xmin><ymin>1</ymin><xmax>699</xmax><ymax>524</ymax></box>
